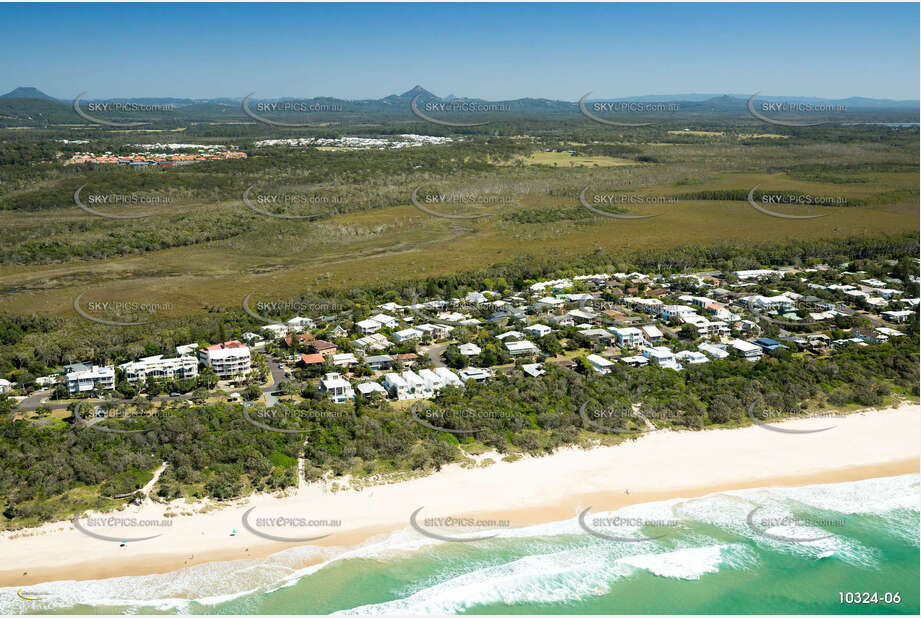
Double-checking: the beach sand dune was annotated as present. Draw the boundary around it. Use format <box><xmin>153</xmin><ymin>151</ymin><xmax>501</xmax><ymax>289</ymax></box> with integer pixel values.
<box><xmin>2</xmin><ymin>403</ymin><xmax>918</xmax><ymax>587</ymax></box>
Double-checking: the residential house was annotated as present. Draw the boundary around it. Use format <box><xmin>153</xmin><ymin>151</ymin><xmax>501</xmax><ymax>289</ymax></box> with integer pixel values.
<box><xmin>383</xmin><ymin>373</ymin><xmax>410</xmax><ymax>400</ymax></box>
<box><xmin>612</xmin><ymin>327</ymin><xmax>644</xmax><ymax>348</ymax></box>
<box><xmin>308</xmin><ymin>340</ymin><xmax>337</xmax><ymax>359</ymax></box>
<box><xmin>458</xmin><ymin>367</ymin><xmax>491</xmax><ymax>383</ymax></box>
<box><xmin>586</xmin><ymin>354</ymin><xmax>615</xmax><ymax>374</ymax></box>
<box><xmin>524</xmin><ymin>324</ymin><xmax>552</xmax><ymax>337</ymax></box>
<box><xmin>356</xmin><ymin>319</ymin><xmax>382</xmax><ymax>334</ymax></box>
<box><xmin>299</xmin><ymin>353</ymin><xmax>326</xmax><ymax>368</ymax></box>
<box><xmin>458</xmin><ymin>343</ymin><xmax>481</xmax><ymax>356</ymax></box>
<box><xmin>364</xmin><ymin>354</ymin><xmax>394</xmax><ymax>371</ymax></box>
<box><xmin>356</xmin><ymin>381</ymin><xmax>388</xmax><ymax>399</ymax></box>
<box><xmin>728</xmin><ymin>339</ymin><xmax>763</xmax><ymax>361</ymax></box>
<box><xmin>434</xmin><ymin>367</ymin><xmax>464</xmax><ymax>388</ymax></box>
<box><xmin>504</xmin><ymin>340</ymin><xmax>540</xmax><ymax>357</ymax></box>
<box><xmin>332</xmin><ymin>353</ymin><xmax>359</xmax><ymax>368</ymax></box>
<box><xmin>369</xmin><ymin>313</ymin><xmax>399</xmax><ymax>329</ymax></box>
<box><xmin>392</xmin><ymin>328</ymin><xmax>424</xmax><ymax>343</ymax></box>
<box><xmin>698</xmin><ymin>343</ymin><xmax>729</xmax><ymax>359</ymax></box>
<box><xmin>521</xmin><ymin>363</ymin><xmax>546</xmax><ymax>378</ymax></box>
<box><xmin>319</xmin><ymin>372</ymin><xmax>354</xmax><ymax>403</ymax></box>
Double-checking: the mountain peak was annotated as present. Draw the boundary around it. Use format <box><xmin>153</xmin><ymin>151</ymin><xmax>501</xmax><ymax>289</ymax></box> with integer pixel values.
<box><xmin>399</xmin><ymin>85</ymin><xmax>436</xmax><ymax>99</ymax></box>
<box><xmin>0</xmin><ymin>86</ymin><xmax>57</xmax><ymax>101</ymax></box>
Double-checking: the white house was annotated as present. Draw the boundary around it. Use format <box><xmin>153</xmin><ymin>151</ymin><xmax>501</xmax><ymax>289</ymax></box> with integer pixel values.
<box><xmin>35</xmin><ymin>375</ymin><xmax>58</xmax><ymax>388</ymax></box>
<box><xmin>524</xmin><ymin>324</ymin><xmax>552</xmax><ymax>337</ymax></box>
<box><xmin>612</xmin><ymin>327</ymin><xmax>644</xmax><ymax>348</ymax></box>
<box><xmin>417</xmin><ymin>368</ymin><xmax>446</xmax><ymax>392</ymax></box>
<box><xmin>586</xmin><ymin>354</ymin><xmax>614</xmax><ymax>375</ymax></box>
<box><xmin>675</xmin><ymin>350</ymin><xmax>709</xmax><ymax>365</ymax></box>
<box><xmin>320</xmin><ymin>372</ymin><xmax>354</xmax><ymax>403</ymax></box>
<box><xmin>356</xmin><ymin>319</ymin><xmax>382</xmax><ymax>334</ymax></box>
<box><xmin>332</xmin><ymin>353</ymin><xmax>359</xmax><ymax>368</ymax></box>
<box><xmin>259</xmin><ymin>323</ymin><xmax>289</xmax><ymax>340</ymax></box>
<box><xmin>504</xmin><ymin>340</ymin><xmax>540</xmax><ymax>356</ymax></box>
<box><xmin>496</xmin><ymin>330</ymin><xmax>525</xmax><ymax>341</ymax></box>
<box><xmin>369</xmin><ymin>313</ymin><xmax>399</xmax><ymax>329</ymax></box>
<box><xmin>882</xmin><ymin>309</ymin><xmax>914</xmax><ymax>322</ymax></box>
<box><xmin>698</xmin><ymin>342</ymin><xmax>729</xmax><ymax>359</ymax></box>
<box><xmin>642</xmin><ymin>346</ymin><xmax>680</xmax><ymax>369</ymax></box>
<box><xmin>402</xmin><ymin>370</ymin><xmax>433</xmax><ymax>398</ymax></box>
<box><xmin>434</xmin><ymin>367</ymin><xmax>464</xmax><ymax>388</ymax></box>
<box><xmin>620</xmin><ymin>355</ymin><xmax>649</xmax><ymax>367</ymax></box>
<box><xmin>458</xmin><ymin>367</ymin><xmax>491</xmax><ymax>383</ymax></box>
<box><xmin>392</xmin><ymin>328</ymin><xmax>424</xmax><ymax>342</ymax></box>
<box><xmin>458</xmin><ymin>343</ymin><xmax>481</xmax><ymax>356</ymax></box>
<box><xmin>287</xmin><ymin>316</ymin><xmax>315</xmax><ymax>332</ymax></box>
<box><xmin>175</xmin><ymin>343</ymin><xmax>199</xmax><ymax>356</ymax></box>
<box><xmin>0</xmin><ymin>378</ymin><xmax>12</xmax><ymax>394</ymax></box>
<box><xmin>356</xmin><ymin>381</ymin><xmax>388</xmax><ymax>399</ymax></box>
<box><xmin>640</xmin><ymin>325</ymin><xmax>664</xmax><ymax>343</ymax></box>
<box><xmin>521</xmin><ymin>363</ymin><xmax>546</xmax><ymax>377</ymax></box>
<box><xmin>66</xmin><ymin>365</ymin><xmax>115</xmax><ymax>393</ymax></box>
<box><xmin>119</xmin><ymin>355</ymin><xmax>198</xmax><ymax>382</ymax></box>
<box><xmin>416</xmin><ymin>323</ymin><xmax>454</xmax><ymax>340</ymax></box>
<box><xmin>728</xmin><ymin>339</ymin><xmax>763</xmax><ymax>361</ymax></box>
<box><xmin>383</xmin><ymin>373</ymin><xmax>411</xmax><ymax>400</ymax></box>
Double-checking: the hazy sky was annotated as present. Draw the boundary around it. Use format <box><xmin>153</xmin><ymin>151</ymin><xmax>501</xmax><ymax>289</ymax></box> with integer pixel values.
<box><xmin>4</xmin><ymin>2</ymin><xmax>919</xmax><ymax>100</ymax></box>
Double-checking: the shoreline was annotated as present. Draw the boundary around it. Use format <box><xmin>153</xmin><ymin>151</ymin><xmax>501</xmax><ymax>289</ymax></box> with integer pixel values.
<box><xmin>3</xmin><ymin>403</ymin><xmax>919</xmax><ymax>588</ymax></box>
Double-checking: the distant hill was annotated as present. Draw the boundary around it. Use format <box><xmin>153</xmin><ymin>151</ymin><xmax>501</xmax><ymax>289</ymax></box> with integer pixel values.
<box><xmin>0</xmin><ymin>86</ymin><xmax>58</xmax><ymax>101</ymax></box>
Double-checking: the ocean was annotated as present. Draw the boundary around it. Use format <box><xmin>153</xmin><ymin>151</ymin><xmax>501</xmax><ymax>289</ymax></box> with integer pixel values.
<box><xmin>3</xmin><ymin>474</ymin><xmax>918</xmax><ymax>615</ymax></box>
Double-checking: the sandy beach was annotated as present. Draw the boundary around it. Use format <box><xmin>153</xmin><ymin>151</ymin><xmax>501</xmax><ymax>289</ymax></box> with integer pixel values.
<box><xmin>2</xmin><ymin>402</ymin><xmax>918</xmax><ymax>587</ymax></box>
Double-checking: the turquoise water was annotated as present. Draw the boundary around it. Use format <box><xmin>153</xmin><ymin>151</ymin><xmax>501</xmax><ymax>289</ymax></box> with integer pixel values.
<box><xmin>5</xmin><ymin>475</ymin><xmax>918</xmax><ymax>615</ymax></box>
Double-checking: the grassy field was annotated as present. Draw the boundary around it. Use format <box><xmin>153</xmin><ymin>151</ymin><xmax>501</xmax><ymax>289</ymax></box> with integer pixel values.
<box><xmin>0</xmin><ymin>125</ymin><xmax>917</xmax><ymax>319</ymax></box>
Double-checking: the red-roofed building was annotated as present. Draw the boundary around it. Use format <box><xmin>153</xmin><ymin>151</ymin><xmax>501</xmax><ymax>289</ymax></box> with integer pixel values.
<box><xmin>299</xmin><ymin>353</ymin><xmax>326</xmax><ymax>367</ymax></box>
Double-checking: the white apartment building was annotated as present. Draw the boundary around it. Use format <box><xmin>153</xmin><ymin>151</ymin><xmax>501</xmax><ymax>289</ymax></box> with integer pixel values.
<box><xmin>434</xmin><ymin>366</ymin><xmax>464</xmax><ymax>388</ymax></box>
<box><xmin>658</xmin><ymin>305</ymin><xmax>697</xmax><ymax>321</ymax></box>
<box><xmin>199</xmin><ymin>341</ymin><xmax>252</xmax><ymax>378</ymax></box>
<box><xmin>119</xmin><ymin>354</ymin><xmax>198</xmax><ymax>382</ymax></box>
<box><xmin>66</xmin><ymin>365</ymin><xmax>116</xmax><ymax>393</ymax></box>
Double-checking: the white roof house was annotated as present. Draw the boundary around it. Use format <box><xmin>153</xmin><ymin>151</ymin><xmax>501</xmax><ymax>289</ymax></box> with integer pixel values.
<box><xmin>260</xmin><ymin>323</ymin><xmax>289</xmax><ymax>339</ymax></box>
<box><xmin>417</xmin><ymin>368</ymin><xmax>446</xmax><ymax>391</ymax></box>
<box><xmin>65</xmin><ymin>365</ymin><xmax>116</xmax><ymax>393</ymax></box>
<box><xmin>504</xmin><ymin>340</ymin><xmax>540</xmax><ymax>356</ymax></box>
<box><xmin>729</xmin><ymin>339</ymin><xmax>763</xmax><ymax>360</ymax></box>
<box><xmin>356</xmin><ymin>319</ymin><xmax>382</xmax><ymax>334</ymax></box>
<box><xmin>613</xmin><ymin>327</ymin><xmax>644</xmax><ymax>347</ymax></box>
<box><xmin>356</xmin><ymin>381</ymin><xmax>388</xmax><ymax>398</ymax></box>
<box><xmin>698</xmin><ymin>342</ymin><xmax>729</xmax><ymax>359</ymax></box>
<box><xmin>458</xmin><ymin>367</ymin><xmax>491</xmax><ymax>382</ymax></box>
<box><xmin>392</xmin><ymin>328</ymin><xmax>424</xmax><ymax>342</ymax></box>
<box><xmin>524</xmin><ymin>324</ymin><xmax>552</xmax><ymax>337</ymax></box>
<box><xmin>383</xmin><ymin>373</ymin><xmax>410</xmax><ymax>400</ymax></box>
<box><xmin>458</xmin><ymin>343</ymin><xmax>481</xmax><ymax>356</ymax></box>
<box><xmin>620</xmin><ymin>355</ymin><xmax>649</xmax><ymax>367</ymax></box>
<box><xmin>320</xmin><ymin>372</ymin><xmax>354</xmax><ymax>403</ymax></box>
<box><xmin>175</xmin><ymin>343</ymin><xmax>199</xmax><ymax>356</ymax></box>
<box><xmin>0</xmin><ymin>378</ymin><xmax>12</xmax><ymax>394</ymax></box>
<box><xmin>370</xmin><ymin>313</ymin><xmax>399</xmax><ymax>329</ymax></box>
<box><xmin>402</xmin><ymin>370</ymin><xmax>433</xmax><ymax>398</ymax></box>
<box><xmin>586</xmin><ymin>354</ymin><xmax>614</xmax><ymax>374</ymax></box>
<box><xmin>496</xmin><ymin>330</ymin><xmax>525</xmax><ymax>340</ymax></box>
<box><xmin>332</xmin><ymin>353</ymin><xmax>359</xmax><ymax>367</ymax></box>
<box><xmin>675</xmin><ymin>350</ymin><xmax>709</xmax><ymax>365</ymax></box>
<box><xmin>434</xmin><ymin>367</ymin><xmax>464</xmax><ymax>388</ymax></box>
<box><xmin>287</xmin><ymin>316</ymin><xmax>315</xmax><ymax>332</ymax></box>
<box><xmin>521</xmin><ymin>363</ymin><xmax>546</xmax><ymax>377</ymax></box>
<box><xmin>641</xmin><ymin>325</ymin><xmax>664</xmax><ymax>340</ymax></box>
